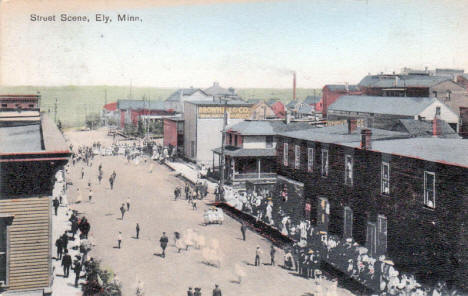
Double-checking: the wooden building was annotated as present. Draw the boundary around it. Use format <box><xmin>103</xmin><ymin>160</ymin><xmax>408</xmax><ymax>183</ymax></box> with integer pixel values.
<box><xmin>0</xmin><ymin>95</ymin><xmax>70</xmax><ymax>295</ymax></box>
<box><xmin>275</xmin><ymin>124</ymin><xmax>468</xmax><ymax>291</ymax></box>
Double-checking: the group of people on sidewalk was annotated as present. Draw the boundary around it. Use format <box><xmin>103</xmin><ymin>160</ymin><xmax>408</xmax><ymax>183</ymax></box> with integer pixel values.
<box><xmin>187</xmin><ymin>284</ymin><xmax>222</xmax><ymax>296</ymax></box>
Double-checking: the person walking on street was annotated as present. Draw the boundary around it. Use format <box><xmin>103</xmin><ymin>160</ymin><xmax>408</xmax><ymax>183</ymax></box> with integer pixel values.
<box><xmin>192</xmin><ymin>201</ymin><xmax>197</xmax><ymax>210</ymax></box>
<box><xmin>240</xmin><ymin>223</ymin><xmax>247</xmax><ymax>241</ymax></box>
<box><xmin>53</xmin><ymin>197</ymin><xmax>60</xmax><ymax>216</ymax></box>
<box><xmin>160</xmin><ymin>232</ymin><xmax>169</xmax><ymax>258</ymax></box>
<box><xmin>194</xmin><ymin>288</ymin><xmax>202</xmax><ymax>296</ymax></box>
<box><xmin>81</xmin><ymin>167</ymin><xmax>84</xmax><ymax>179</ymax></box>
<box><xmin>61</xmin><ymin>232</ymin><xmax>69</xmax><ymax>250</ymax></box>
<box><xmin>73</xmin><ymin>256</ymin><xmax>82</xmax><ymax>287</ymax></box>
<box><xmin>62</xmin><ymin>249</ymin><xmax>72</xmax><ymax>278</ymax></box>
<box><xmin>187</xmin><ymin>287</ymin><xmax>194</xmax><ymax>296</ymax></box>
<box><xmin>109</xmin><ymin>175</ymin><xmax>114</xmax><ymax>190</ymax></box>
<box><xmin>120</xmin><ymin>204</ymin><xmax>126</xmax><ymax>220</ymax></box>
<box><xmin>55</xmin><ymin>237</ymin><xmax>63</xmax><ymax>260</ymax></box>
<box><xmin>126</xmin><ymin>197</ymin><xmax>131</xmax><ymax>211</ymax></box>
<box><xmin>212</xmin><ymin>284</ymin><xmax>222</xmax><ymax>296</ymax></box>
<box><xmin>270</xmin><ymin>244</ymin><xmax>276</xmax><ymax>266</ymax></box>
<box><xmin>117</xmin><ymin>232</ymin><xmax>122</xmax><ymax>249</ymax></box>
<box><xmin>255</xmin><ymin>246</ymin><xmax>262</xmax><ymax>266</ymax></box>
<box><xmin>185</xmin><ymin>183</ymin><xmax>190</xmax><ymax>200</ymax></box>
<box><xmin>136</xmin><ymin>223</ymin><xmax>140</xmax><ymax>239</ymax></box>
<box><xmin>88</xmin><ymin>189</ymin><xmax>93</xmax><ymax>202</ymax></box>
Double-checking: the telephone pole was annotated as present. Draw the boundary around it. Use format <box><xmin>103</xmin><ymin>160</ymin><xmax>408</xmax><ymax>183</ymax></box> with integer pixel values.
<box><xmin>54</xmin><ymin>98</ymin><xmax>58</xmax><ymax>123</ymax></box>
<box><xmin>219</xmin><ymin>97</ymin><xmax>228</xmax><ymax>193</ymax></box>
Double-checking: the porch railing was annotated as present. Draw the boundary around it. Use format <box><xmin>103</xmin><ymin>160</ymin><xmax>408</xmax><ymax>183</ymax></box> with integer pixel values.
<box><xmin>232</xmin><ymin>173</ymin><xmax>277</xmax><ymax>180</ymax></box>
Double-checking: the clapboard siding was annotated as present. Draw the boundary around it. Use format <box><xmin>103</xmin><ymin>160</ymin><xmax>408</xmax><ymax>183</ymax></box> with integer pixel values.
<box><xmin>0</xmin><ymin>196</ymin><xmax>51</xmax><ymax>291</ymax></box>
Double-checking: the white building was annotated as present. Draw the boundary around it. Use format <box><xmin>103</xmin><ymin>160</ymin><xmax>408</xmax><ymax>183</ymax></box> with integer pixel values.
<box><xmin>183</xmin><ymin>100</ymin><xmax>253</xmax><ymax>167</ymax></box>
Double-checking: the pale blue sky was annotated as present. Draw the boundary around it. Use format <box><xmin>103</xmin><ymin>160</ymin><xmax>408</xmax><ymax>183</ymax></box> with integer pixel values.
<box><xmin>1</xmin><ymin>0</ymin><xmax>467</xmax><ymax>88</ymax></box>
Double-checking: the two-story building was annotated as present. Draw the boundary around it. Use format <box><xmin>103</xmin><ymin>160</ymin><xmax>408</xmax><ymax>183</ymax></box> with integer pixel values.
<box><xmin>274</xmin><ymin>124</ymin><xmax>468</xmax><ymax>292</ymax></box>
<box><xmin>0</xmin><ymin>95</ymin><xmax>70</xmax><ymax>295</ymax></box>
<box><xmin>212</xmin><ymin>120</ymin><xmax>313</xmax><ymax>187</ymax></box>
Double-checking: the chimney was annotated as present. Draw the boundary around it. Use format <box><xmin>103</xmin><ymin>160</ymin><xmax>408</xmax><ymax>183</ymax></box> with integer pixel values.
<box><xmin>432</xmin><ymin>107</ymin><xmax>441</xmax><ymax>137</ymax></box>
<box><xmin>293</xmin><ymin>72</ymin><xmax>297</xmax><ymax>101</ymax></box>
<box><xmin>347</xmin><ymin>119</ymin><xmax>357</xmax><ymax>134</ymax></box>
<box><xmin>360</xmin><ymin>129</ymin><xmax>372</xmax><ymax>150</ymax></box>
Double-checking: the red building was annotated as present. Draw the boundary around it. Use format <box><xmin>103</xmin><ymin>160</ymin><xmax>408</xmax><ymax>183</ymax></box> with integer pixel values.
<box><xmin>320</xmin><ymin>85</ymin><xmax>361</xmax><ymax>118</ymax></box>
<box><xmin>266</xmin><ymin>99</ymin><xmax>286</xmax><ymax>118</ymax></box>
<box><xmin>117</xmin><ymin>100</ymin><xmax>175</xmax><ymax>128</ymax></box>
<box><xmin>163</xmin><ymin>117</ymin><xmax>184</xmax><ymax>154</ymax></box>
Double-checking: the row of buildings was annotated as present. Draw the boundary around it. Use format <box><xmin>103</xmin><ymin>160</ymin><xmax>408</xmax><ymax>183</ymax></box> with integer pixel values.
<box><xmin>0</xmin><ymin>95</ymin><xmax>70</xmax><ymax>295</ymax></box>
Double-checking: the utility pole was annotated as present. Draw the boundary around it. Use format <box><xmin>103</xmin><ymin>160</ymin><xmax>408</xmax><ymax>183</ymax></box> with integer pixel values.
<box><xmin>219</xmin><ymin>97</ymin><xmax>228</xmax><ymax>193</ymax></box>
<box><xmin>54</xmin><ymin>98</ymin><xmax>58</xmax><ymax>123</ymax></box>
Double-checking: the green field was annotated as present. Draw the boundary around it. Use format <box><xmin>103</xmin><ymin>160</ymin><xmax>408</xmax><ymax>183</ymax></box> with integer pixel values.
<box><xmin>0</xmin><ymin>85</ymin><xmax>320</xmax><ymax>127</ymax></box>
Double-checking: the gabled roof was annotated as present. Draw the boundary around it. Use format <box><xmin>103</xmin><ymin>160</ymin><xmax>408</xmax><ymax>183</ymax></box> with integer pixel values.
<box><xmin>203</xmin><ymin>82</ymin><xmax>236</xmax><ymax>97</ymax></box>
<box><xmin>165</xmin><ymin>88</ymin><xmax>206</xmax><ymax>102</ymax></box>
<box><xmin>297</xmin><ymin>103</ymin><xmax>313</xmax><ymax>114</ymax></box>
<box><xmin>324</xmin><ymin>85</ymin><xmax>360</xmax><ymax>92</ymax></box>
<box><xmin>226</xmin><ymin>120</ymin><xmax>313</xmax><ymax>136</ymax></box>
<box><xmin>266</xmin><ymin>98</ymin><xmax>281</xmax><ymax>106</ymax></box>
<box><xmin>303</xmin><ymin>96</ymin><xmax>321</xmax><ymax>104</ymax></box>
<box><xmin>396</xmin><ymin>119</ymin><xmax>460</xmax><ymax>138</ymax></box>
<box><xmin>359</xmin><ymin>74</ymin><xmax>451</xmax><ymax>88</ymax></box>
<box><xmin>285</xmin><ymin>100</ymin><xmax>299</xmax><ymax>109</ymax></box>
<box><xmin>118</xmin><ymin>100</ymin><xmax>166</xmax><ymax>110</ymax></box>
<box><xmin>329</xmin><ymin>95</ymin><xmax>437</xmax><ymax>116</ymax></box>
<box><xmin>103</xmin><ymin>102</ymin><xmax>118</xmax><ymax>111</ymax></box>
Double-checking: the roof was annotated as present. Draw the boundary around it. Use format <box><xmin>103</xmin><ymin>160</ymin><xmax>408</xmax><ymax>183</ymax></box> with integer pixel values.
<box><xmin>278</xmin><ymin>125</ymin><xmax>410</xmax><ymax>148</ymax></box>
<box><xmin>396</xmin><ymin>119</ymin><xmax>460</xmax><ymax>138</ymax></box>
<box><xmin>266</xmin><ymin>98</ymin><xmax>281</xmax><ymax>106</ymax></box>
<box><xmin>303</xmin><ymin>96</ymin><xmax>321</xmax><ymax>104</ymax></box>
<box><xmin>103</xmin><ymin>102</ymin><xmax>117</xmax><ymax>111</ymax></box>
<box><xmin>372</xmin><ymin>138</ymin><xmax>468</xmax><ymax>167</ymax></box>
<box><xmin>0</xmin><ymin>123</ymin><xmax>43</xmax><ymax>153</ymax></box>
<box><xmin>213</xmin><ymin>147</ymin><xmax>276</xmax><ymax>157</ymax></box>
<box><xmin>165</xmin><ymin>88</ymin><xmax>206</xmax><ymax>102</ymax></box>
<box><xmin>358</xmin><ymin>74</ymin><xmax>450</xmax><ymax>88</ymax></box>
<box><xmin>285</xmin><ymin>100</ymin><xmax>299</xmax><ymax>109</ymax></box>
<box><xmin>203</xmin><ymin>82</ymin><xmax>236</xmax><ymax>97</ymax></box>
<box><xmin>324</xmin><ymin>85</ymin><xmax>360</xmax><ymax>92</ymax></box>
<box><xmin>297</xmin><ymin>103</ymin><xmax>314</xmax><ymax>114</ymax></box>
<box><xmin>186</xmin><ymin>100</ymin><xmax>252</xmax><ymax>106</ymax></box>
<box><xmin>117</xmin><ymin>100</ymin><xmax>166</xmax><ymax>110</ymax></box>
<box><xmin>329</xmin><ymin>95</ymin><xmax>437</xmax><ymax>116</ymax></box>
<box><xmin>247</xmin><ymin>99</ymin><xmax>261</xmax><ymax>104</ymax></box>
<box><xmin>226</xmin><ymin>120</ymin><xmax>313</xmax><ymax>136</ymax></box>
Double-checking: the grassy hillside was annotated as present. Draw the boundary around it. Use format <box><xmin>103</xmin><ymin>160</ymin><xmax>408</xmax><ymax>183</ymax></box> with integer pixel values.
<box><xmin>0</xmin><ymin>85</ymin><xmax>321</xmax><ymax>127</ymax></box>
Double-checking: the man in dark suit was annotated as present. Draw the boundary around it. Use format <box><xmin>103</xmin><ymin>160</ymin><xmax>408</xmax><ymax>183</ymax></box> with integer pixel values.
<box><xmin>240</xmin><ymin>223</ymin><xmax>247</xmax><ymax>241</ymax></box>
<box><xmin>61</xmin><ymin>249</ymin><xmax>72</xmax><ymax>278</ymax></box>
<box><xmin>136</xmin><ymin>223</ymin><xmax>140</xmax><ymax>239</ymax></box>
<box><xmin>55</xmin><ymin>237</ymin><xmax>63</xmax><ymax>260</ymax></box>
<box><xmin>212</xmin><ymin>284</ymin><xmax>222</xmax><ymax>296</ymax></box>
<box><xmin>53</xmin><ymin>197</ymin><xmax>60</xmax><ymax>216</ymax></box>
<box><xmin>73</xmin><ymin>256</ymin><xmax>82</xmax><ymax>287</ymax></box>
<box><xmin>160</xmin><ymin>232</ymin><xmax>169</xmax><ymax>258</ymax></box>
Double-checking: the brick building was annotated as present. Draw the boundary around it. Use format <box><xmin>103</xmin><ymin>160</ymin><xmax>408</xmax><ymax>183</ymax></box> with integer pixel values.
<box><xmin>320</xmin><ymin>84</ymin><xmax>361</xmax><ymax>118</ymax></box>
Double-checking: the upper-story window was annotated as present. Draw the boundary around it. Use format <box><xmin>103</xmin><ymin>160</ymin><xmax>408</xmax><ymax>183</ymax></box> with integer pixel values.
<box><xmin>234</xmin><ymin>135</ymin><xmax>238</xmax><ymax>146</ymax></box>
<box><xmin>424</xmin><ymin>171</ymin><xmax>436</xmax><ymax>208</ymax></box>
<box><xmin>321</xmin><ymin>149</ymin><xmax>328</xmax><ymax>177</ymax></box>
<box><xmin>344</xmin><ymin>155</ymin><xmax>353</xmax><ymax>185</ymax></box>
<box><xmin>381</xmin><ymin>162</ymin><xmax>390</xmax><ymax>195</ymax></box>
<box><xmin>294</xmin><ymin>145</ymin><xmax>300</xmax><ymax>169</ymax></box>
<box><xmin>266</xmin><ymin>136</ymin><xmax>273</xmax><ymax>148</ymax></box>
<box><xmin>307</xmin><ymin>148</ymin><xmax>314</xmax><ymax>172</ymax></box>
<box><xmin>283</xmin><ymin>143</ymin><xmax>288</xmax><ymax>167</ymax></box>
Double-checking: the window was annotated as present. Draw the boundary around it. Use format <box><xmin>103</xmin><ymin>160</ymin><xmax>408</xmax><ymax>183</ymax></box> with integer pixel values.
<box><xmin>1</xmin><ymin>104</ymin><xmax>6</xmax><ymax>108</ymax></box>
<box><xmin>343</xmin><ymin>207</ymin><xmax>353</xmax><ymax>239</ymax></box>
<box><xmin>28</xmin><ymin>104</ymin><xmax>34</xmax><ymax>108</ymax></box>
<box><xmin>321</xmin><ymin>149</ymin><xmax>328</xmax><ymax>177</ymax></box>
<box><xmin>266</xmin><ymin>136</ymin><xmax>273</xmax><ymax>148</ymax></box>
<box><xmin>229</xmin><ymin>134</ymin><xmax>233</xmax><ymax>145</ymax></box>
<box><xmin>307</xmin><ymin>148</ymin><xmax>314</xmax><ymax>172</ymax></box>
<box><xmin>366</xmin><ymin>222</ymin><xmax>377</xmax><ymax>256</ymax></box>
<box><xmin>283</xmin><ymin>143</ymin><xmax>288</xmax><ymax>167</ymax></box>
<box><xmin>294</xmin><ymin>145</ymin><xmax>300</xmax><ymax>169</ymax></box>
<box><xmin>344</xmin><ymin>155</ymin><xmax>353</xmax><ymax>185</ymax></box>
<box><xmin>424</xmin><ymin>171</ymin><xmax>436</xmax><ymax>208</ymax></box>
<box><xmin>381</xmin><ymin>162</ymin><xmax>390</xmax><ymax>195</ymax></box>
<box><xmin>377</xmin><ymin>215</ymin><xmax>387</xmax><ymax>254</ymax></box>
<box><xmin>234</xmin><ymin>135</ymin><xmax>238</xmax><ymax>146</ymax></box>
<box><xmin>435</xmin><ymin>106</ymin><xmax>441</xmax><ymax>116</ymax></box>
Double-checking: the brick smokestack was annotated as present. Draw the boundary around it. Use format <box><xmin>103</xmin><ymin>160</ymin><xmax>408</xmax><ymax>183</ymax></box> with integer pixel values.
<box><xmin>347</xmin><ymin>119</ymin><xmax>358</xmax><ymax>134</ymax></box>
<box><xmin>361</xmin><ymin>128</ymin><xmax>372</xmax><ymax>150</ymax></box>
<box><xmin>293</xmin><ymin>71</ymin><xmax>296</xmax><ymax>101</ymax></box>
